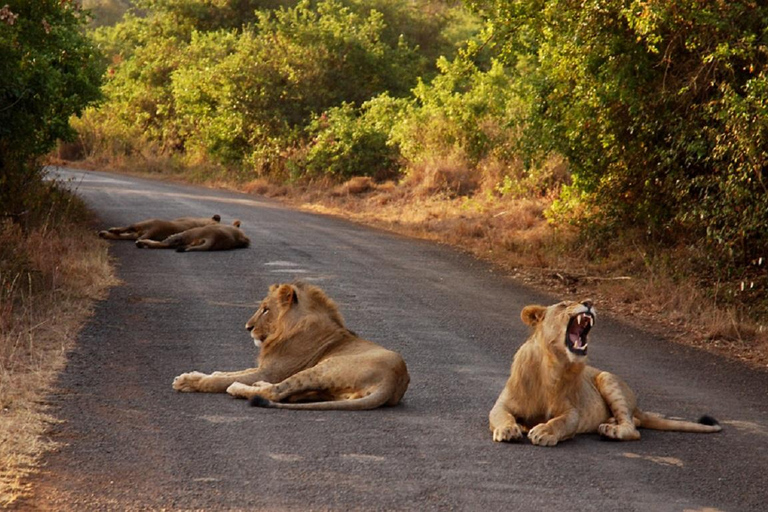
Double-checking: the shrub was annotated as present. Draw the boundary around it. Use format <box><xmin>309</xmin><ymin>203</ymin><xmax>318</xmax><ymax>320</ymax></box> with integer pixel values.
<box><xmin>0</xmin><ymin>1</ymin><xmax>103</xmax><ymax>216</ymax></box>
<box><xmin>301</xmin><ymin>96</ymin><xmax>409</xmax><ymax>181</ymax></box>
<box><xmin>472</xmin><ymin>0</ymin><xmax>768</xmax><ymax>280</ymax></box>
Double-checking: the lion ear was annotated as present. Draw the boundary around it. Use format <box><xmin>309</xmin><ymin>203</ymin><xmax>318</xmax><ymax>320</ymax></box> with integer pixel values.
<box><xmin>275</xmin><ymin>284</ymin><xmax>298</xmax><ymax>308</ymax></box>
<box><xmin>521</xmin><ymin>305</ymin><xmax>546</xmax><ymax>326</ymax></box>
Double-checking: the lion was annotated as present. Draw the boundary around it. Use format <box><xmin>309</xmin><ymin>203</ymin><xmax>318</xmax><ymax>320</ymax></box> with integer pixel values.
<box><xmin>172</xmin><ymin>281</ymin><xmax>410</xmax><ymax>410</ymax></box>
<box><xmin>489</xmin><ymin>300</ymin><xmax>722</xmax><ymax>446</ymax></box>
<box><xmin>98</xmin><ymin>214</ymin><xmax>221</xmax><ymax>241</ymax></box>
<box><xmin>134</xmin><ymin>220</ymin><xmax>250</xmax><ymax>252</ymax></box>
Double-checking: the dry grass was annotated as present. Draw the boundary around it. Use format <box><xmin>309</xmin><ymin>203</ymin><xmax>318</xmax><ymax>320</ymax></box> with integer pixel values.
<box><xmin>0</xmin><ymin>202</ymin><xmax>117</xmax><ymax>507</ymax></box>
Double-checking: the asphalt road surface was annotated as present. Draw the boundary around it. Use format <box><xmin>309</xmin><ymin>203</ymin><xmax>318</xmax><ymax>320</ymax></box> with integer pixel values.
<box><xmin>18</xmin><ymin>168</ymin><xmax>768</xmax><ymax>511</ymax></box>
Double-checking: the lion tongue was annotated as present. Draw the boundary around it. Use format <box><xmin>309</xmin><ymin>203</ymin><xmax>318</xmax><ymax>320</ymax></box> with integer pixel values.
<box><xmin>569</xmin><ymin>332</ymin><xmax>584</xmax><ymax>349</ymax></box>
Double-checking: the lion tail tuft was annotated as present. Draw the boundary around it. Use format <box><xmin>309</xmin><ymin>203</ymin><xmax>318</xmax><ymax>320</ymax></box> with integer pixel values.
<box><xmin>249</xmin><ymin>396</ymin><xmax>273</xmax><ymax>408</ymax></box>
<box><xmin>698</xmin><ymin>415</ymin><xmax>720</xmax><ymax>427</ymax></box>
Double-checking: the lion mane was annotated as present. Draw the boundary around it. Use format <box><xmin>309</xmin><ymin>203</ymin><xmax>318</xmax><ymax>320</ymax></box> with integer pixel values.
<box><xmin>173</xmin><ymin>281</ymin><xmax>410</xmax><ymax>410</ymax></box>
<box><xmin>489</xmin><ymin>300</ymin><xmax>721</xmax><ymax>446</ymax></box>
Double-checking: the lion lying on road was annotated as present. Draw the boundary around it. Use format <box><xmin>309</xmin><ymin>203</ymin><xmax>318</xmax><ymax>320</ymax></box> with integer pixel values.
<box><xmin>173</xmin><ymin>282</ymin><xmax>410</xmax><ymax>410</ymax></box>
<box><xmin>98</xmin><ymin>215</ymin><xmax>221</xmax><ymax>241</ymax></box>
<box><xmin>489</xmin><ymin>300</ymin><xmax>722</xmax><ymax>446</ymax></box>
<box><xmin>135</xmin><ymin>220</ymin><xmax>250</xmax><ymax>252</ymax></box>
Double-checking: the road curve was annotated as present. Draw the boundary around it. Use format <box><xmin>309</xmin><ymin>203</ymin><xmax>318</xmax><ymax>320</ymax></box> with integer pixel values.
<box><xmin>18</xmin><ymin>168</ymin><xmax>768</xmax><ymax>511</ymax></box>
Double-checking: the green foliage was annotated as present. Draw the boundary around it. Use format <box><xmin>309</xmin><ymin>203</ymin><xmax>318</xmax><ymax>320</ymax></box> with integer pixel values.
<box><xmin>300</xmin><ymin>96</ymin><xmax>409</xmax><ymax>180</ymax></box>
<box><xmin>472</xmin><ymin>0</ymin><xmax>768</xmax><ymax>277</ymax></box>
<box><xmin>83</xmin><ymin>0</ymin><xmax>446</xmax><ymax>174</ymax></box>
<box><xmin>0</xmin><ymin>0</ymin><xmax>103</xmax><ymax>216</ymax></box>
<box><xmin>392</xmin><ymin>55</ymin><xmax>518</xmax><ymax>165</ymax></box>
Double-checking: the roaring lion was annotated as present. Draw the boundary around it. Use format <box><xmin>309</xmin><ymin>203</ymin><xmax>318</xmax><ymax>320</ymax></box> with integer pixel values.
<box><xmin>172</xmin><ymin>282</ymin><xmax>410</xmax><ymax>410</ymax></box>
<box><xmin>135</xmin><ymin>220</ymin><xmax>250</xmax><ymax>252</ymax></box>
<box><xmin>489</xmin><ymin>300</ymin><xmax>722</xmax><ymax>446</ymax></box>
<box><xmin>98</xmin><ymin>215</ymin><xmax>221</xmax><ymax>241</ymax></box>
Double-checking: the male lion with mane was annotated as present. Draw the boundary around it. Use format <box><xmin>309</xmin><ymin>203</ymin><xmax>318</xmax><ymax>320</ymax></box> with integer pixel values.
<box><xmin>173</xmin><ymin>282</ymin><xmax>410</xmax><ymax>410</ymax></box>
<box><xmin>489</xmin><ymin>300</ymin><xmax>721</xmax><ymax>446</ymax></box>
<box><xmin>98</xmin><ymin>214</ymin><xmax>221</xmax><ymax>241</ymax></box>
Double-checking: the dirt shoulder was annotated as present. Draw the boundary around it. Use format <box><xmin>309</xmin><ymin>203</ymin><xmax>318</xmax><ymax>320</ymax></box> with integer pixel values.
<box><xmin>0</xmin><ymin>197</ymin><xmax>117</xmax><ymax>507</ymax></box>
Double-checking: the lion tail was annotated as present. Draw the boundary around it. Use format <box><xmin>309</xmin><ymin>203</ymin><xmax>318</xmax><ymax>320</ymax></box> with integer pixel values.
<box><xmin>635</xmin><ymin>411</ymin><xmax>722</xmax><ymax>433</ymax></box>
<box><xmin>249</xmin><ymin>384</ymin><xmax>398</xmax><ymax>411</ymax></box>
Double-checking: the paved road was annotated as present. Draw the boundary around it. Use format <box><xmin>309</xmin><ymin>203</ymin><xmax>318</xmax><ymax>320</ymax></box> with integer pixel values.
<box><xmin>19</xmin><ymin>168</ymin><xmax>768</xmax><ymax>511</ymax></box>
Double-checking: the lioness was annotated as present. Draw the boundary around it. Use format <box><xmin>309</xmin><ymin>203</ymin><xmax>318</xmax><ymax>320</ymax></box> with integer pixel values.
<box><xmin>172</xmin><ymin>282</ymin><xmax>410</xmax><ymax>410</ymax></box>
<box><xmin>489</xmin><ymin>300</ymin><xmax>721</xmax><ymax>446</ymax></box>
<box><xmin>98</xmin><ymin>215</ymin><xmax>221</xmax><ymax>241</ymax></box>
<box><xmin>135</xmin><ymin>220</ymin><xmax>250</xmax><ymax>252</ymax></box>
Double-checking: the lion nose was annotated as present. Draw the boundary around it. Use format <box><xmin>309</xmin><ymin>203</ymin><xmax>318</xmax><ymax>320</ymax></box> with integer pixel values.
<box><xmin>582</xmin><ymin>300</ymin><xmax>593</xmax><ymax>309</ymax></box>
<box><xmin>245</xmin><ymin>324</ymin><xmax>254</xmax><ymax>332</ymax></box>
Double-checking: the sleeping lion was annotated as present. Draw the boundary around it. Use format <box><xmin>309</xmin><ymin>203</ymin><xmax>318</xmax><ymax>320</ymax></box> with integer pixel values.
<box><xmin>98</xmin><ymin>214</ymin><xmax>221</xmax><ymax>241</ymax></box>
<box><xmin>489</xmin><ymin>300</ymin><xmax>722</xmax><ymax>446</ymax></box>
<box><xmin>172</xmin><ymin>282</ymin><xmax>410</xmax><ymax>410</ymax></box>
<box><xmin>135</xmin><ymin>220</ymin><xmax>249</xmax><ymax>252</ymax></box>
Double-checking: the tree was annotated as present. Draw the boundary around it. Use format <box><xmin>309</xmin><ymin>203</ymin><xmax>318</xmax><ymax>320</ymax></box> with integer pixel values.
<box><xmin>0</xmin><ymin>0</ymin><xmax>103</xmax><ymax>216</ymax></box>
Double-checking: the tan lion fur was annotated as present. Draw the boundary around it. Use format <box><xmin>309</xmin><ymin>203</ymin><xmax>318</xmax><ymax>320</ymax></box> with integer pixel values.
<box><xmin>98</xmin><ymin>215</ymin><xmax>221</xmax><ymax>241</ymax></box>
<box><xmin>135</xmin><ymin>220</ymin><xmax>249</xmax><ymax>252</ymax></box>
<box><xmin>173</xmin><ymin>282</ymin><xmax>410</xmax><ymax>410</ymax></box>
<box><xmin>489</xmin><ymin>300</ymin><xmax>722</xmax><ymax>446</ymax></box>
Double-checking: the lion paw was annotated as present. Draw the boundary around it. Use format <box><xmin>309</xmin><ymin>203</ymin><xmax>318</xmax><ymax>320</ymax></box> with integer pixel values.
<box><xmin>226</xmin><ymin>382</ymin><xmax>253</xmax><ymax>398</ymax></box>
<box><xmin>172</xmin><ymin>371</ymin><xmax>209</xmax><ymax>392</ymax></box>
<box><xmin>492</xmin><ymin>423</ymin><xmax>524</xmax><ymax>443</ymax></box>
<box><xmin>598</xmin><ymin>422</ymin><xmax>640</xmax><ymax>441</ymax></box>
<box><xmin>528</xmin><ymin>424</ymin><xmax>559</xmax><ymax>447</ymax></box>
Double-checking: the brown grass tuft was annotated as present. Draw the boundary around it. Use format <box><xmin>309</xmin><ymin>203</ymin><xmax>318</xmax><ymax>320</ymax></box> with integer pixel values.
<box><xmin>243</xmin><ymin>178</ymin><xmax>272</xmax><ymax>195</ymax></box>
<box><xmin>331</xmin><ymin>176</ymin><xmax>376</xmax><ymax>196</ymax></box>
<box><xmin>407</xmin><ymin>154</ymin><xmax>479</xmax><ymax>198</ymax></box>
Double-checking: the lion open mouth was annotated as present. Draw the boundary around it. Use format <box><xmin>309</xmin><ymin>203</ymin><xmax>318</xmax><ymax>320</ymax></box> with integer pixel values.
<box><xmin>566</xmin><ymin>312</ymin><xmax>593</xmax><ymax>356</ymax></box>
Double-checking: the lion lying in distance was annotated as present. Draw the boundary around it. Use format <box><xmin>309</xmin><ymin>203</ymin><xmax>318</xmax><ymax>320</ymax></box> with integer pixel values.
<box><xmin>135</xmin><ymin>220</ymin><xmax>249</xmax><ymax>252</ymax></box>
<box><xmin>173</xmin><ymin>282</ymin><xmax>410</xmax><ymax>410</ymax></box>
<box><xmin>98</xmin><ymin>215</ymin><xmax>221</xmax><ymax>241</ymax></box>
<box><xmin>489</xmin><ymin>300</ymin><xmax>721</xmax><ymax>446</ymax></box>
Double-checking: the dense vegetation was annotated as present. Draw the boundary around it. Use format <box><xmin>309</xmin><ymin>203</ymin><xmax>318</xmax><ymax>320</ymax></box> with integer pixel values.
<box><xmin>472</xmin><ymin>0</ymin><xmax>768</xmax><ymax>298</ymax></box>
<box><xmin>75</xmin><ymin>0</ymin><xmax>767</xmax><ymax>316</ymax></box>
<box><xmin>1</xmin><ymin>0</ymin><xmax>103</xmax><ymax>221</ymax></box>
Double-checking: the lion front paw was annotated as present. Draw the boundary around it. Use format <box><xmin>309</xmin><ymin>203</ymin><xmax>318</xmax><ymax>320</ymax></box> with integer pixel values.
<box><xmin>226</xmin><ymin>381</ymin><xmax>273</xmax><ymax>400</ymax></box>
<box><xmin>172</xmin><ymin>371</ymin><xmax>209</xmax><ymax>392</ymax></box>
<box><xmin>528</xmin><ymin>424</ymin><xmax>559</xmax><ymax>447</ymax></box>
<box><xmin>226</xmin><ymin>382</ymin><xmax>252</xmax><ymax>399</ymax></box>
<box><xmin>492</xmin><ymin>423</ymin><xmax>524</xmax><ymax>443</ymax></box>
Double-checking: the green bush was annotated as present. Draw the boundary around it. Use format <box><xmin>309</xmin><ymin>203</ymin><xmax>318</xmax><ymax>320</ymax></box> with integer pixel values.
<box><xmin>301</xmin><ymin>96</ymin><xmax>409</xmax><ymax>180</ymax></box>
<box><xmin>392</xmin><ymin>56</ymin><xmax>518</xmax><ymax>166</ymax></box>
<box><xmin>472</xmin><ymin>0</ymin><xmax>768</xmax><ymax>276</ymax></box>
<box><xmin>0</xmin><ymin>0</ymin><xmax>103</xmax><ymax>216</ymax></box>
